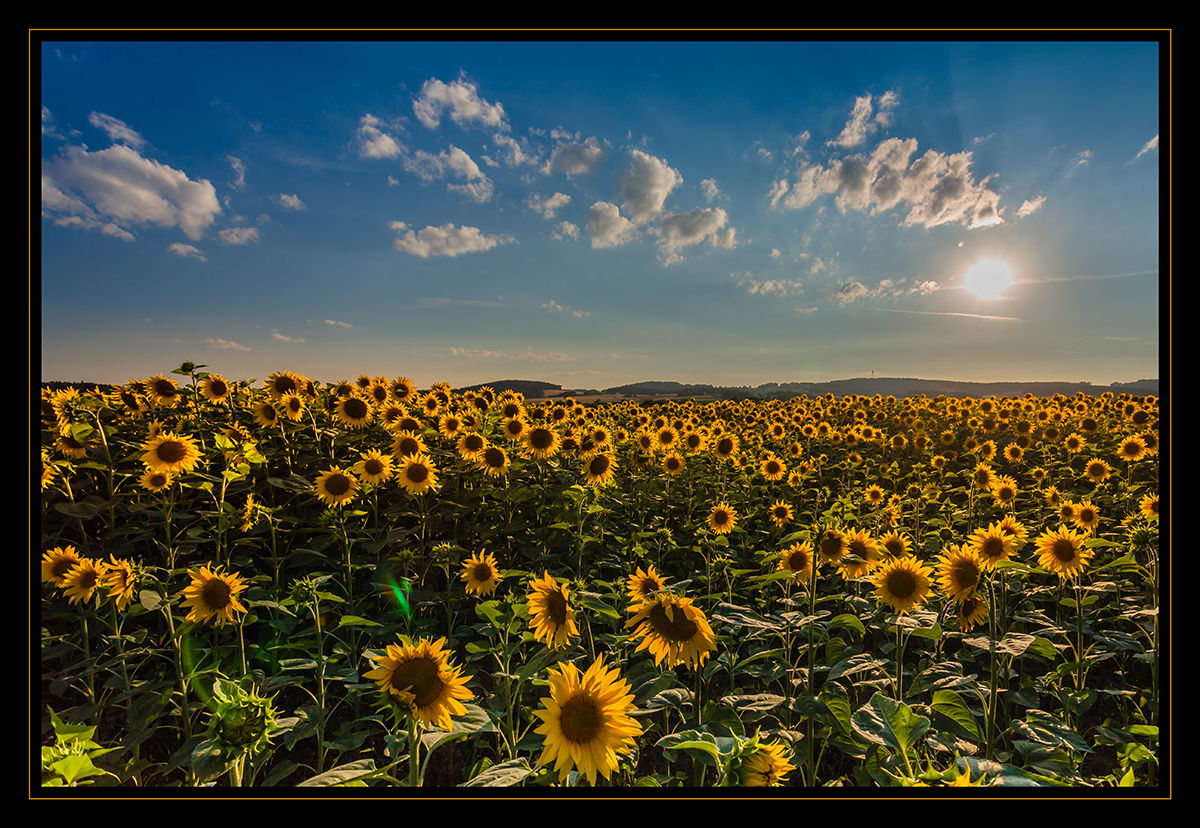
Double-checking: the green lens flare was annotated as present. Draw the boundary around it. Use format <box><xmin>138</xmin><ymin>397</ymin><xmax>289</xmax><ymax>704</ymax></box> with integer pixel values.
<box><xmin>387</xmin><ymin>574</ymin><xmax>412</xmax><ymax>617</ymax></box>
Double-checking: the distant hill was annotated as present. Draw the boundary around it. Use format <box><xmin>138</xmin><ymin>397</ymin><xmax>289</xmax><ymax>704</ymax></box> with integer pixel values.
<box><xmin>454</xmin><ymin>379</ymin><xmax>562</xmax><ymax>399</ymax></box>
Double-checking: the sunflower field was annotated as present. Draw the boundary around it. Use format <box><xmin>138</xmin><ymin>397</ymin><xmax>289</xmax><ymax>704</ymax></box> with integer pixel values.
<box><xmin>38</xmin><ymin>365</ymin><xmax>1163</xmax><ymax>790</ymax></box>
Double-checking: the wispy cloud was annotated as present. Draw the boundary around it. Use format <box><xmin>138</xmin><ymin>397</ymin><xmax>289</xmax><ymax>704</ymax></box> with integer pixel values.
<box><xmin>878</xmin><ymin>308</ymin><xmax>1022</xmax><ymax>322</ymax></box>
<box><xmin>449</xmin><ymin>346</ymin><xmax>573</xmax><ymax>362</ymax></box>
<box><xmin>324</xmin><ymin>318</ymin><xmax>354</xmax><ymax>328</ymax></box>
<box><xmin>168</xmin><ymin>242</ymin><xmax>206</xmax><ymax>261</ymax></box>
<box><xmin>1017</xmin><ymin>195</ymin><xmax>1046</xmax><ymax>218</ymax></box>
<box><xmin>357</xmin><ymin>114</ymin><xmax>405</xmax><ymax>160</ymax></box>
<box><xmin>271</xmin><ymin>330</ymin><xmax>304</xmax><ymax>342</ymax></box>
<box><xmin>88</xmin><ymin>112</ymin><xmax>146</xmax><ymax>150</ymax></box>
<box><xmin>543</xmin><ymin>299</ymin><xmax>590</xmax><ymax>318</ymax></box>
<box><xmin>206</xmin><ymin>338</ymin><xmax>251</xmax><ymax>350</ymax></box>
<box><xmin>218</xmin><ymin>226</ymin><xmax>259</xmax><ymax>245</ymax></box>
<box><xmin>276</xmin><ymin>193</ymin><xmax>305</xmax><ymax>210</ymax></box>
<box><xmin>1133</xmin><ymin>134</ymin><xmax>1159</xmax><ymax>161</ymax></box>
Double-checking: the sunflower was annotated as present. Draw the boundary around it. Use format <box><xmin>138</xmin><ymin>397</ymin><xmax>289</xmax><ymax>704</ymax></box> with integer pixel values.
<box><xmin>364</xmin><ymin>636</ymin><xmax>474</xmax><ymax>730</ymax></box>
<box><xmin>1117</xmin><ymin>435</ymin><xmax>1147</xmax><ymax>462</ymax></box>
<box><xmin>1072</xmin><ymin>500</ymin><xmax>1101</xmax><ymax>533</ymax></box>
<box><xmin>1083</xmin><ymin>457</ymin><xmax>1112</xmax><ymax>485</ymax></box>
<box><xmin>391</xmin><ymin>430</ymin><xmax>428</xmax><ymax>459</ymax></box>
<box><xmin>396</xmin><ymin>453</ymin><xmax>439</xmax><ymax>496</ymax></box>
<box><xmin>102</xmin><ymin>555</ymin><xmax>138</xmax><ymax>611</ymax></box>
<box><xmin>1064</xmin><ymin>433</ymin><xmax>1085</xmax><ymax>454</ymax></box>
<box><xmin>760</xmin><ymin>454</ymin><xmax>786</xmax><ymax>482</ymax></box>
<box><xmin>625</xmin><ymin>594</ymin><xmax>716</xmax><ymax>670</ymax></box>
<box><xmin>1034</xmin><ymin>526</ymin><xmax>1094</xmax><ymax>580</ymax></box>
<box><xmin>879</xmin><ymin>532</ymin><xmax>910</xmax><ymax>560</ymax></box>
<box><xmin>839</xmin><ymin>529</ymin><xmax>883</xmax><ymax>579</ymax></box>
<box><xmin>583</xmin><ymin>452</ymin><xmax>618</xmax><ymax>487</ymax></box>
<box><xmin>1057</xmin><ymin>500</ymin><xmax>1078</xmax><ymax>524</ymax></box>
<box><xmin>254</xmin><ymin>400</ymin><xmax>280</xmax><ymax>428</ymax></box>
<box><xmin>935</xmin><ymin>545</ymin><xmax>984</xmax><ymax>603</ymax></box>
<box><xmin>140</xmin><ymin>467</ymin><xmax>174</xmax><ymax>492</ymax></box>
<box><xmin>41</xmin><ymin>546</ymin><xmax>83</xmax><ymax>587</ymax></box>
<box><xmin>956</xmin><ymin>593</ymin><xmax>989</xmax><ymax>632</ymax></box>
<box><xmin>970</xmin><ymin>463</ymin><xmax>995</xmax><ymax>490</ymax></box>
<box><xmin>735</xmin><ymin>737</ymin><xmax>796</xmax><ymax>787</ymax></box>
<box><xmin>989</xmin><ymin>475</ymin><xmax>1018</xmax><ymax>508</ymax></box>
<box><xmin>460</xmin><ymin>551</ymin><xmax>503</xmax><ymax>597</ymax></box>
<box><xmin>179</xmin><ymin>564</ymin><xmax>249</xmax><ymax>626</ymax></box>
<box><xmin>336</xmin><ymin>395</ymin><xmax>374</xmax><ymax>429</ymax></box>
<box><xmin>873</xmin><ymin>556</ymin><xmax>934</xmax><ymax>615</ymax></box>
<box><xmin>662</xmin><ymin>452</ymin><xmax>685</xmax><ymax>476</ymax></box>
<box><xmin>476</xmin><ymin>445</ymin><xmax>511</xmax><ymax>478</ymax></box>
<box><xmin>712</xmin><ymin>434</ymin><xmax>739</xmax><ymax>461</ymax></box>
<box><xmin>314</xmin><ymin>467</ymin><xmax>359</xmax><ymax>507</ymax></box>
<box><xmin>143</xmin><ymin>374</ymin><xmax>181</xmax><ymax>407</ymax></box>
<box><xmin>390</xmin><ymin>376</ymin><xmax>418</xmax><ymax>404</ymax></box>
<box><xmin>777</xmin><ymin>541</ymin><xmax>816</xmax><ymax>583</ymax></box>
<box><xmin>967</xmin><ymin>522</ymin><xmax>1015</xmax><ymax>569</ymax></box>
<box><xmin>200</xmin><ymin>374</ymin><xmax>232</xmax><ymax>403</ymax></box>
<box><xmin>525</xmin><ymin>425</ymin><xmax>561</xmax><ymax>460</ymax></box>
<box><xmin>142</xmin><ymin>432</ymin><xmax>202</xmax><ymax>475</ymax></box>
<box><xmin>527</xmin><ymin>572</ymin><xmax>579</xmax><ymax>650</ymax></box>
<box><xmin>707</xmin><ymin>502</ymin><xmax>738</xmax><ymax>535</ymax></box>
<box><xmin>815</xmin><ymin>526</ymin><xmax>848</xmax><ymax>565</ymax></box>
<box><xmin>626</xmin><ymin>565</ymin><xmax>668</xmax><ymax>605</ymax></box>
<box><xmin>265</xmin><ymin>370</ymin><xmax>303</xmax><ymax>400</ymax></box>
<box><xmin>864</xmin><ymin>484</ymin><xmax>887</xmax><ymax>506</ymax></box>
<box><xmin>533</xmin><ymin>657</ymin><xmax>643</xmax><ymax>785</ymax></box>
<box><xmin>279</xmin><ymin>392</ymin><xmax>306</xmax><ymax>421</ymax></box>
<box><xmin>995</xmin><ymin>515</ymin><xmax>1029</xmax><ymax>550</ymax></box>
<box><xmin>1139</xmin><ymin>492</ymin><xmax>1159</xmax><ymax>520</ymax></box>
<box><xmin>354</xmin><ymin>450</ymin><xmax>394</xmax><ymax>486</ymax></box>
<box><xmin>457</xmin><ymin>432</ymin><xmax>488</xmax><ymax>462</ymax></box>
<box><xmin>1002</xmin><ymin>443</ymin><xmax>1024</xmax><ymax>464</ymax></box>
<box><xmin>767</xmin><ymin>500</ymin><xmax>793</xmax><ymax>528</ymax></box>
<box><xmin>61</xmin><ymin>558</ymin><xmax>108</xmax><ymax>605</ymax></box>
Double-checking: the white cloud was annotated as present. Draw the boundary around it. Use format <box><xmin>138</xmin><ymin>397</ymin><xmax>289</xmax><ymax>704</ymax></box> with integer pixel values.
<box><xmin>219</xmin><ymin>226</ymin><xmax>259</xmax><ymax>245</ymax></box>
<box><xmin>325</xmin><ymin>319</ymin><xmax>354</xmax><ymax>328</ymax></box>
<box><xmin>769</xmin><ymin>248</ymin><xmax>781</xmax><ymax>258</ymax></box>
<box><xmin>655</xmin><ymin>207</ymin><xmax>736</xmax><ymax>263</ymax></box>
<box><xmin>41</xmin><ymin>106</ymin><xmax>64</xmax><ymax>139</ymax></box>
<box><xmin>587</xmin><ymin>201</ymin><xmax>638</xmax><ymax>249</ymax></box>
<box><xmin>701</xmin><ymin>178</ymin><xmax>720</xmax><ymax>202</ymax></box>
<box><xmin>206</xmin><ymin>338</ymin><xmax>251</xmax><ymax>351</ymax></box>
<box><xmin>404</xmin><ymin>145</ymin><xmax>494</xmax><ymax>203</ymax></box>
<box><xmin>544</xmin><ymin>299</ymin><xmax>590</xmax><ymax>317</ymax></box>
<box><xmin>227</xmin><ymin>155</ymin><xmax>246</xmax><ymax>191</ymax></box>
<box><xmin>88</xmin><ymin>112</ymin><xmax>146</xmax><ymax>150</ymax></box>
<box><xmin>449</xmin><ymin>346</ymin><xmax>573</xmax><ymax>362</ymax></box>
<box><xmin>834</xmin><ymin>281</ymin><xmax>869</xmax><ymax>304</ymax></box>
<box><xmin>528</xmin><ymin>192</ymin><xmax>572</xmax><ymax>219</ymax></box>
<box><xmin>488</xmin><ymin>133</ymin><xmax>540</xmax><ymax>167</ymax></box>
<box><xmin>544</xmin><ymin>136</ymin><xmax>608</xmax><ymax>178</ymax></box>
<box><xmin>734</xmin><ymin>271</ymin><xmax>804</xmax><ymax>297</ymax></box>
<box><xmin>168</xmin><ymin>242</ymin><xmax>206</xmax><ymax>260</ymax></box>
<box><xmin>271</xmin><ymin>330</ymin><xmax>304</xmax><ymax>342</ymax></box>
<box><xmin>829</xmin><ymin>91</ymin><xmax>897</xmax><ymax>149</ymax></box>
<box><xmin>101</xmin><ymin>223</ymin><xmax>135</xmax><ymax>242</ymax></box>
<box><xmin>356</xmin><ymin>114</ymin><xmax>404</xmax><ymax>160</ymax></box>
<box><xmin>390</xmin><ymin>221</ymin><xmax>516</xmax><ymax>258</ymax></box>
<box><xmin>1017</xmin><ymin>195</ymin><xmax>1046</xmax><ymax>217</ymax></box>
<box><xmin>617</xmin><ymin>150</ymin><xmax>682</xmax><ymax>224</ymax></box>
<box><xmin>277</xmin><ymin>193</ymin><xmax>305</xmax><ymax>210</ymax></box>
<box><xmin>1134</xmin><ymin>134</ymin><xmax>1159</xmax><ymax>161</ymax></box>
<box><xmin>41</xmin><ymin>143</ymin><xmax>221</xmax><ymax>240</ymax></box>
<box><xmin>412</xmin><ymin>75</ymin><xmax>508</xmax><ymax>131</ymax></box>
<box><xmin>553</xmin><ymin>221</ymin><xmax>580</xmax><ymax>240</ymax></box>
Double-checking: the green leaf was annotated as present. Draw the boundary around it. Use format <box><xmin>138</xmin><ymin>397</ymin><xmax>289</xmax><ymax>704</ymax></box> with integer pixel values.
<box><xmin>826</xmin><ymin>653</ymin><xmax>888</xmax><ymax>683</ymax></box>
<box><xmin>336</xmin><ymin>615</ymin><xmax>381</xmax><ymax>628</ymax></box>
<box><xmin>931</xmin><ymin>688</ymin><xmax>982</xmax><ymax>741</ymax></box>
<box><xmin>461</xmin><ymin>758</ymin><xmax>536</xmax><ymax>787</ymax></box>
<box><xmin>49</xmin><ymin>754</ymin><xmax>107</xmax><ymax>785</ymax></box>
<box><xmin>296</xmin><ymin>759</ymin><xmax>378</xmax><ymax>787</ymax></box>
<box><xmin>851</xmin><ymin>693</ymin><xmax>930</xmax><ymax>757</ymax></box>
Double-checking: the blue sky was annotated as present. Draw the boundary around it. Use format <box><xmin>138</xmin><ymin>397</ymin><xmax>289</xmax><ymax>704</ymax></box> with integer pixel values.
<box><xmin>38</xmin><ymin>38</ymin><xmax>1163</xmax><ymax>389</ymax></box>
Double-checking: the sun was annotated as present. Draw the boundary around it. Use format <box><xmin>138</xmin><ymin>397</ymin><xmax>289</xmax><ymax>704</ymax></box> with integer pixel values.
<box><xmin>964</xmin><ymin>259</ymin><xmax>1012</xmax><ymax>300</ymax></box>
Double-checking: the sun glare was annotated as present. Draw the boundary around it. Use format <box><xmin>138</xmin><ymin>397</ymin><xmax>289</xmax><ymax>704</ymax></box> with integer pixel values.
<box><xmin>964</xmin><ymin>260</ymin><xmax>1013</xmax><ymax>300</ymax></box>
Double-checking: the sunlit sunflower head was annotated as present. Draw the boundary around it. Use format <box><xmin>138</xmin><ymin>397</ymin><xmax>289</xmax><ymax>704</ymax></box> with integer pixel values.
<box><xmin>967</xmin><ymin>522</ymin><xmax>1015</xmax><ymax>569</ymax></box>
<box><xmin>472</xmin><ymin>445</ymin><xmax>509</xmax><ymax>479</ymax></box>
<box><xmin>397</xmin><ymin>453</ymin><xmax>439</xmax><ymax>495</ymax></box>
<box><xmin>760</xmin><ymin>454</ymin><xmax>786</xmax><ymax>482</ymax></box>
<box><xmin>336</xmin><ymin>395</ymin><xmax>374</xmax><ymax>429</ymax></box>
<box><xmin>768</xmin><ymin>500</ymin><xmax>793</xmax><ymax>528</ymax></box>
<box><xmin>364</xmin><ymin>636</ymin><xmax>474</xmax><ymax>730</ymax></box>
<box><xmin>1064</xmin><ymin>433</ymin><xmax>1085</xmax><ymax>454</ymax></box>
<box><xmin>140</xmin><ymin>467</ymin><xmax>174</xmax><ymax>492</ymax></box>
<box><xmin>460</xmin><ymin>551</ymin><xmax>503</xmax><ymax>597</ymax></box>
<box><xmin>102</xmin><ymin>555</ymin><xmax>139</xmax><ymax>611</ymax></box>
<box><xmin>526</xmin><ymin>571</ymin><xmax>579</xmax><ymax>650</ymax></box>
<box><xmin>533</xmin><ymin>657</ymin><xmax>643</xmax><ymax>786</ymax></box>
<box><xmin>662</xmin><ymin>452</ymin><xmax>685</xmax><ymax>477</ymax></box>
<box><xmin>777</xmin><ymin>541</ymin><xmax>817</xmax><ymax>583</ymax></box>
<box><xmin>1083</xmin><ymin>457</ymin><xmax>1112</xmax><ymax>485</ymax></box>
<box><xmin>391</xmin><ymin>430</ymin><xmax>428</xmax><ymax>459</ymax></box>
<box><xmin>878</xmin><ymin>532</ymin><xmax>909</xmax><ymax>560</ymax></box>
<box><xmin>456</xmin><ymin>432</ymin><xmax>488</xmax><ymax>462</ymax></box>
<box><xmin>41</xmin><ymin>545</ymin><xmax>83</xmax><ymax>587</ymax></box>
<box><xmin>1002</xmin><ymin>443</ymin><xmax>1024</xmax><ymax>464</ymax></box>
<box><xmin>994</xmin><ymin>515</ymin><xmax>1029</xmax><ymax>549</ymax></box>
<box><xmin>626</xmin><ymin>564</ymin><xmax>668</xmax><ymax>605</ymax></box>
<box><xmin>390</xmin><ymin>376</ymin><xmax>417</xmax><ymax>404</ymax></box>
<box><xmin>734</xmin><ymin>734</ymin><xmax>796</xmax><ymax>787</ymax></box>
<box><xmin>143</xmin><ymin>374</ymin><xmax>181</xmax><ymax>407</ymax></box>
<box><xmin>956</xmin><ymin>592</ymin><xmax>989</xmax><ymax>632</ymax></box>
<box><xmin>314</xmin><ymin>466</ymin><xmax>358</xmax><ymax>507</ymax></box>
<box><xmin>254</xmin><ymin>400</ymin><xmax>281</xmax><ymax>429</ymax></box>
<box><xmin>935</xmin><ymin>545</ymin><xmax>984</xmax><ymax>603</ymax></box>
<box><xmin>1034</xmin><ymin>525</ymin><xmax>1094</xmax><ymax>580</ymax></box>
<box><xmin>179</xmin><ymin>564</ymin><xmax>249</xmax><ymax>626</ymax></box>
<box><xmin>583</xmin><ymin>452</ymin><xmax>618</xmax><ymax>487</ymax></box>
<box><xmin>141</xmin><ymin>431</ymin><xmax>202</xmax><ymax>475</ymax></box>
<box><xmin>707</xmin><ymin>502</ymin><xmax>738</xmax><ymax>535</ymax></box>
<box><xmin>265</xmin><ymin>371</ymin><xmax>303</xmax><ymax>401</ymax></box>
<box><xmin>525</xmin><ymin>425</ymin><xmax>561</xmax><ymax>460</ymax></box>
<box><xmin>989</xmin><ymin>475</ymin><xmax>1019</xmax><ymax>508</ymax></box>
<box><xmin>1139</xmin><ymin>492</ymin><xmax>1159</xmax><ymax>521</ymax></box>
<box><xmin>816</xmin><ymin>526</ymin><xmax>848</xmax><ymax>565</ymax></box>
<box><xmin>354</xmin><ymin>450</ymin><xmax>394</xmax><ymax>486</ymax></box>
<box><xmin>1116</xmin><ymin>434</ymin><xmax>1147</xmax><ymax>463</ymax></box>
<box><xmin>200</xmin><ymin>374</ymin><xmax>232</xmax><ymax>403</ymax></box>
<box><xmin>864</xmin><ymin>484</ymin><xmax>887</xmax><ymax>506</ymax></box>
<box><xmin>60</xmin><ymin>557</ymin><xmax>108</xmax><ymax>606</ymax></box>
<box><xmin>1072</xmin><ymin>500</ymin><xmax>1101</xmax><ymax>533</ymax></box>
<box><xmin>713</xmin><ymin>434</ymin><xmax>739</xmax><ymax>461</ymax></box>
<box><xmin>873</xmin><ymin>555</ymin><xmax>934</xmax><ymax>615</ymax></box>
<box><xmin>970</xmin><ymin>463</ymin><xmax>995</xmax><ymax>490</ymax></box>
<box><xmin>625</xmin><ymin>593</ymin><xmax>716</xmax><ymax>670</ymax></box>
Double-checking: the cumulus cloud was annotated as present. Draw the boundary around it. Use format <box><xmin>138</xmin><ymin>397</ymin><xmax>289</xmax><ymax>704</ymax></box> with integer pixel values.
<box><xmin>41</xmin><ymin>143</ymin><xmax>221</xmax><ymax>240</ymax></box>
<box><xmin>544</xmin><ymin>136</ymin><xmax>608</xmax><ymax>178</ymax></box>
<box><xmin>617</xmin><ymin>150</ymin><xmax>682</xmax><ymax>224</ymax></box>
<box><xmin>272</xmin><ymin>330</ymin><xmax>304</xmax><ymax>342</ymax></box>
<box><xmin>390</xmin><ymin>221</ymin><xmax>516</xmax><ymax>258</ymax></box>
<box><xmin>828</xmin><ymin>91</ymin><xmax>898</xmax><ymax>149</ymax></box>
<box><xmin>1017</xmin><ymin>195</ymin><xmax>1046</xmax><ymax>217</ymax></box>
<box><xmin>227</xmin><ymin>155</ymin><xmax>246</xmax><ymax>190</ymax></box>
<box><xmin>487</xmin><ymin>133</ymin><xmax>540</xmax><ymax>167</ymax></box>
<box><xmin>587</xmin><ymin>201</ymin><xmax>638</xmax><ymax>249</ymax></box>
<box><xmin>774</xmin><ymin>137</ymin><xmax>1004</xmax><ymax>230</ymax></box>
<box><xmin>356</xmin><ymin>114</ymin><xmax>404</xmax><ymax>160</ymax></box>
<box><xmin>527</xmin><ymin>192</ymin><xmax>571</xmax><ymax>219</ymax></box>
<box><xmin>553</xmin><ymin>221</ymin><xmax>580</xmax><ymax>241</ymax></box>
<box><xmin>404</xmin><ymin>145</ymin><xmax>494</xmax><ymax>203</ymax></box>
<box><xmin>325</xmin><ymin>318</ymin><xmax>354</xmax><ymax>328</ymax></box>
<box><xmin>277</xmin><ymin>193</ymin><xmax>305</xmax><ymax>210</ymax></box>
<box><xmin>701</xmin><ymin>178</ymin><xmax>720</xmax><ymax>202</ymax></box>
<box><xmin>218</xmin><ymin>226</ymin><xmax>259</xmax><ymax>245</ymax></box>
<box><xmin>834</xmin><ymin>281</ymin><xmax>869</xmax><ymax>304</ymax></box>
<box><xmin>102</xmin><ymin>223</ymin><xmax>135</xmax><ymax>242</ymax></box>
<box><xmin>655</xmin><ymin>207</ymin><xmax>736</xmax><ymax>263</ymax></box>
<box><xmin>168</xmin><ymin>242</ymin><xmax>206</xmax><ymax>260</ymax></box>
<box><xmin>88</xmin><ymin>112</ymin><xmax>146</xmax><ymax>150</ymax></box>
<box><xmin>733</xmin><ymin>272</ymin><xmax>804</xmax><ymax>296</ymax></box>
<box><xmin>412</xmin><ymin>75</ymin><xmax>508</xmax><ymax>131</ymax></box>
<box><xmin>206</xmin><ymin>338</ymin><xmax>250</xmax><ymax>351</ymax></box>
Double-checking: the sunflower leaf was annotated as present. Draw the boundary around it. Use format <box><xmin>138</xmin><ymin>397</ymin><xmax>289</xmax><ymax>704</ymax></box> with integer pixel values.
<box><xmin>460</xmin><ymin>757</ymin><xmax>536</xmax><ymax>787</ymax></box>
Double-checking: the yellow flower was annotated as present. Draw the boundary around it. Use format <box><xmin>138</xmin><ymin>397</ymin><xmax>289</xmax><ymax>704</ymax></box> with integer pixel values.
<box><xmin>526</xmin><ymin>572</ymin><xmax>579</xmax><ymax>650</ymax></box>
<box><xmin>967</xmin><ymin>522</ymin><xmax>1015</xmax><ymax>569</ymax></box>
<box><xmin>363</xmin><ymin>636</ymin><xmax>474</xmax><ymax>730</ymax></box>
<box><xmin>873</xmin><ymin>556</ymin><xmax>934</xmax><ymax>615</ymax></box>
<box><xmin>767</xmin><ymin>500</ymin><xmax>793</xmax><ymax>528</ymax></box>
<box><xmin>1034</xmin><ymin>525</ymin><xmax>1094</xmax><ymax>580</ymax></box>
<box><xmin>935</xmin><ymin>545</ymin><xmax>983</xmax><ymax>603</ymax></box>
<box><xmin>460</xmin><ymin>552</ymin><xmax>503</xmax><ymax>597</ymax></box>
<box><xmin>179</xmin><ymin>564</ymin><xmax>249</xmax><ymax>626</ymax></box>
<box><xmin>533</xmin><ymin>657</ymin><xmax>643</xmax><ymax>785</ymax></box>
<box><xmin>102</xmin><ymin>555</ymin><xmax>138</xmax><ymax>611</ymax></box>
<box><xmin>736</xmin><ymin>736</ymin><xmax>796</xmax><ymax>786</ymax></box>
<box><xmin>707</xmin><ymin>502</ymin><xmax>737</xmax><ymax>534</ymax></box>
<box><xmin>141</xmin><ymin>432</ymin><xmax>202</xmax><ymax>475</ymax></box>
<box><xmin>314</xmin><ymin>467</ymin><xmax>359</xmax><ymax>507</ymax></box>
<box><xmin>396</xmin><ymin>453</ymin><xmax>439</xmax><ymax>495</ymax></box>
<box><xmin>61</xmin><ymin>558</ymin><xmax>108</xmax><ymax>605</ymax></box>
<box><xmin>777</xmin><ymin>541</ymin><xmax>817</xmax><ymax>583</ymax></box>
<box><xmin>583</xmin><ymin>452</ymin><xmax>617</xmax><ymax>487</ymax></box>
<box><xmin>41</xmin><ymin>546</ymin><xmax>82</xmax><ymax>587</ymax></box>
<box><xmin>626</xmin><ymin>565</ymin><xmax>668</xmax><ymax>605</ymax></box>
<box><xmin>625</xmin><ymin>594</ymin><xmax>716</xmax><ymax>670</ymax></box>
<box><xmin>354</xmin><ymin>450</ymin><xmax>394</xmax><ymax>486</ymax></box>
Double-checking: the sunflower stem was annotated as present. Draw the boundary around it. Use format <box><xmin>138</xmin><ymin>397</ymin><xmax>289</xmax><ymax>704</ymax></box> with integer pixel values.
<box><xmin>408</xmin><ymin>714</ymin><xmax>422</xmax><ymax>787</ymax></box>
